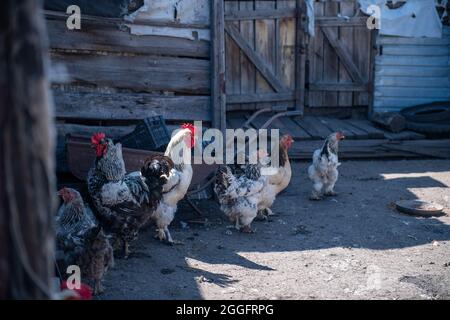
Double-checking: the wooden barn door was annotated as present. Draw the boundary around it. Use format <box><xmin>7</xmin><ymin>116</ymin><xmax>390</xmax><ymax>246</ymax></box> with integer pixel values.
<box><xmin>222</xmin><ymin>0</ymin><xmax>308</xmax><ymax>115</ymax></box>
<box><xmin>308</xmin><ymin>0</ymin><xmax>375</xmax><ymax>109</ymax></box>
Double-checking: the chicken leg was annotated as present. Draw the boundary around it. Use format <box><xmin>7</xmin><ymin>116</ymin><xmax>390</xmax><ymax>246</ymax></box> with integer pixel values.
<box><xmin>323</xmin><ymin>168</ymin><xmax>338</xmax><ymax>196</ymax></box>
<box><xmin>93</xmin><ymin>279</ymin><xmax>104</xmax><ymax>295</ymax></box>
<box><xmin>240</xmin><ymin>225</ymin><xmax>255</xmax><ymax>233</ymax></box>
<box><xmin>310</xmin><ymin>180</ymin><xmax>324</xmax><ymax>201</ymax></box>
<box><xmin>122</xmin><ymin>240</ymin><xmax>130</xmax><ymax>259</ymax></box>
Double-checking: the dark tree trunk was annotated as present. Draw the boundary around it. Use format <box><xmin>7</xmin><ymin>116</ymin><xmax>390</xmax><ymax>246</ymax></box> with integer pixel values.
<box><xmin>0</xmin><ymin>0</ymin><xmax>56</xmax><ymax>299</ymax></box>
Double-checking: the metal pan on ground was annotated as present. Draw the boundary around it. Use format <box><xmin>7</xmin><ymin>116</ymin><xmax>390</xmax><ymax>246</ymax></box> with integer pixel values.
<box><xmin>395</xmin><ymin>200</ymin><xmax>445</xmax><ymax>217</ymax></box>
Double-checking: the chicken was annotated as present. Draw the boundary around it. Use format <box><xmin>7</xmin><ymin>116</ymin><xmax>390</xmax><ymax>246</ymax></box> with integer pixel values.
<box><xmin>257</xmin><ymin>134</ymin><xmax>294</xmax><ymax>220</ymax></box>
<box><xmin>56</xmin><ymin>187</ymin><xmax>114</xmax><ymax>295</ymax></box>
<box><xmin>151</xmin><ymin>123</ymin><xmax>196</xmax><ymax>244</ymax></box>
<box><xmin>308</xmin><ymin>131</ymin><xmax>345</xmax><ymax>200</ymax></box>
<box><xmin>267</xmin><ymin>134</ymin><xmax>295</xmax><ymax>195</ymax></box>
<box><xmin>214</xmin><ymin>151</ymin><xmax>267</xmax><ymax>233</ymax></box>
<box><xmin>87</xmin><ymin>133</ymin><xmax>171</xmax><ymax>258</ymax></box>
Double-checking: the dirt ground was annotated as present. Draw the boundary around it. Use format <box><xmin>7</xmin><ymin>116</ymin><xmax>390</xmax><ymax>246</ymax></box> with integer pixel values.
<box><xmin>99</xmin><ymin>159</ymin><xmax>450</xmax><ymax>300</ymax></box>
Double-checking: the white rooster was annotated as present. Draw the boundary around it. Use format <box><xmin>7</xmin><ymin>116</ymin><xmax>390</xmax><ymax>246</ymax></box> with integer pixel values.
<box><xmin>308</xmin><ymin>131</ymin><xmax>345</xmax><ymax>200</ymax></box>
<box><xmin>151</xmin><ymin>123</ymin><xmax>197</xmax><ymax>244</ymax></box>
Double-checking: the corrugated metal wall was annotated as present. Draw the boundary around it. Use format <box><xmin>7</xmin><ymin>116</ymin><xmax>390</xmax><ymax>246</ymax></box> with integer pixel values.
<box><xmin>373</xmin><ymin>26</ymin><xmax>450</xmax><ymax>113</ymax></box>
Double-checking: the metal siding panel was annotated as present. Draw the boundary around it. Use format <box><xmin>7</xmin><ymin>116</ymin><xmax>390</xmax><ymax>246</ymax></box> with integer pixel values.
<box><xmin>373</xmin><ymin>26</ymin><xmax>450</xmax><ymax>113</ymax></box>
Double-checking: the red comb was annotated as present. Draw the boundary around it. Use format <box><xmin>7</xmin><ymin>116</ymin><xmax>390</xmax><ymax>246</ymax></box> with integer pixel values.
<box><xmin>91</xmin><ymin>132</ymin><xmax>106</xmax><ymax>146</ymax></box>
<box><xmin>181</xmin><ymin>123</ymin><xmax>196</xmax><ymax>134</ymax></box>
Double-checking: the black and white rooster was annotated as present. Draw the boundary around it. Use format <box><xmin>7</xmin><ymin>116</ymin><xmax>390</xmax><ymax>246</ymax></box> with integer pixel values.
<box><xmin>87</xmin><ymin>133</ymin><xmax>171</xmax><ymax>258</ymax></box>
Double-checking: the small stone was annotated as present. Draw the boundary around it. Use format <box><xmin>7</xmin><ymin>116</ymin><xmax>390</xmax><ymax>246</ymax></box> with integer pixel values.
<box><xmin>161</xmin><ymin>268</ymin><xmax>175</xmax><ymax>275</ymax></box>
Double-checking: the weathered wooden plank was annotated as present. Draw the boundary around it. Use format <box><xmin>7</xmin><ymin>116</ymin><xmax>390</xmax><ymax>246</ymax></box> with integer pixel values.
<box><xmin>277</xmin><ymin>0</ymin><xmax>296</xmax><ymax>91</ymax></box>
<box><xmin>354</xmin><ymin>22</ymin><xmax>371</xmax><ymax>106</ymax></box>
<box><xmin>274</xmin><ymin>117</ymin><xmax>312</xmax><ymax>140</ymax></box>
<box><xmin>346</xmin><ymin>119</ymin><xmax>385</xmax><ymax>139</ymax></box>
<box><xmin>338</xmin><ymin>2</ymin><xmax>354</xmax><ymax>107</ymax></box>
<box><xmin>225</xmin><ymin>7</ymin><xmax>297</xmax><ymax>20</ymax></box>
<box><xmin>211</xmin><ymin>0</ymin><xmax>227</xmax><ymax>131</ymax></box>
<box><xmin>331</xmin><ymin>118</ymin><xmax>370</xmax><ymax>139</ymax></box>
<box><xmin>322</xmin><ymin>2</ymin><xmax>339</xmax><ymax>107</ymax></box>
<box><xmin>225</xmin><ymin>1</ymin><xmax>241</xmax><ymax>110</ymax></box>
<box><xmin>45</xmin><ymin>9</ymin><xmax>210</xmax><ymax>30</ymax></box>
<box><xmin>53</xmin><ymin>91</ymin><xmax>212</xmax><ymax>121</ymax></box>
<box><xmin>227</xmin><ymin>92</ymin><xmax>294</xmax><ymax>104</ymax></box>
<box><xmin>288</xmin><ymin>139</ymin><xmax>447</xmax><ymax>160</ymax></box>
<box><xmin>239</xmin><ymin>0</ymin><xmax>256</xmax><ymax>111</ymax></box>
<box><xmin>295</xmin><ymin>0</ymin><xmax>307</xmax><ymax>114</ymax></box>
<box><xmin>46</xmin><ymin>19</ymin><xmax>210</xmax><ymax>58</ymax></box>
<box><xmin>225</xmin><ymin>23</ymin><xmax>287</xmax><ymax>93</ymax></box>
<box><xmin>308</xmin><ymin>1</ymin><xmax>324</xmax><ymax>107</ymax></box>
<box><xmin>321</xmin><ymin>27</ymin><xmax>364</xmax><ymax>84</ymax></box>
<box><xmin>384</xmin><ymin>131</ymin><xmax>426</xmax><ymax>141</ymax></box>
<box><xmin>310</xmin><ymin>83</ymin><xmax>368</xmax><ymax>92</ymax></box>
<box><xmin>51</xmin><ymin>51</ymin><xmax>210</xmax><ymax>94</ymax></box>
<box><xmin>381</xmin><ymin>140</ymin><xmax>450</xmax><ymax>159</ymax></box>
<box><xmin>315</xmin><ymin>17</ymin><xmax>367</xmax><ymax>27</ymax></box>
<box><xmin>293</xmin><ymin>116</ymin><xmax>333</xmax><ymax>139</ymax></box>
<box><xmin>255</xmin><ymin>0</ymin><xmax>277</xmax><ymax>110</ymax></box>
<box><xmin>57</xmin><ymin>123</ymin><xmax>135</xmax><ymax>140</ymax></box>
<box><xmin>226</xmin><ymin>111</ymin><xmax>248</xmax><ymax>129</ymax></box>
<box><xmin>317</xmin><ymin>117</ymin><xmax>357</xmax><ymax>139</ymax></box>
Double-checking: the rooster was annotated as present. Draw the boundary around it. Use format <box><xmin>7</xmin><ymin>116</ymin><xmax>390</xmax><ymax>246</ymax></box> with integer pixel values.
<box><xmin>214</xmin><ymin>151</ymin><xmax>267</xmax><ymax>233</ymax></box>
<box><xmin>150</xmin><ymin>123</ymin><xmax>196</xmax><ymax>244</ymax></box>
<box><xmin>257</xmin><ymin>134</ymin><xmax>294</xmax><ymax>219</ymax></box>
<box><xmin>56</xmin><ymin>187</ymin><xmax>114</xmax><ymax>295</ymax></box>
<box><xmin>308</xmin><ymin>132</ymin><xmax>345</xmax><ymax>200</ymax></box>
<box><xmin>87</xmin><ymin>133</ymin><xmax>171</xmax><ymax>258</ymax></box>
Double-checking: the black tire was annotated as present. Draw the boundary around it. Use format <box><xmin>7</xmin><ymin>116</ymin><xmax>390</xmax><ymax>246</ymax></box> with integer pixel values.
<box><xmin>400</xmin><ymin>101</ymin><xmax>450</xmax><ymax>123</ymax></box>
<box><xmin>405</xmin><ymin>120</ymin><xmax>450</xmax><ymax>134</ymax></box>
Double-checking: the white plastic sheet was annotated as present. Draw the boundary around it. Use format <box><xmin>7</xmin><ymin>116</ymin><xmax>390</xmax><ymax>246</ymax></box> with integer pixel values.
<box><xmin>306</xmin><ymin>0</ymin><xmax>315</xmax><ymax>37</ymax></box>
<box><xmin>358</xmin><ymin>0</ymin><xmax>443</xmax><ymax>38</ymax></box>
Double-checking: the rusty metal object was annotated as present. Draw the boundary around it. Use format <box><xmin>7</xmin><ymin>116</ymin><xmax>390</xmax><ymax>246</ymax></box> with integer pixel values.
<box><xmin>66</xmin><ymin>134</ymin><xmax>217</xmax><ymax>191</ymax></box>
<box><xmin>395</xmin><ymin>200</ymin><xmax>445</xmax><ymax>217</ymax></box>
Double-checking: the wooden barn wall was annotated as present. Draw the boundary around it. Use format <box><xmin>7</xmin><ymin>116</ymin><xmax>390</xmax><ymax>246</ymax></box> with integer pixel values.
<box><xmin>307</xmin><ymin>0</ymin><xmax>374</xmax><ymax>110</ymax></box>
<box><xmin>373</xmin><ymin>26</ymin><xmax>450</xmax><ymax>112</ymax></box>
<box><xmin>46</xmin><ymin>1</ymin><xmax>211</xmax><ymax>173</ymax></box>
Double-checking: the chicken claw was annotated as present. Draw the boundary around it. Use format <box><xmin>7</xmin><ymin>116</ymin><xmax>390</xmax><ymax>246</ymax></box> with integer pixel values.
<box><xmin>324</xmin><ymin>190</ymin><xmax>338</xmax><ymax>197</ymax></box>
<box><xmin>93</xmin><ymin>280</ymin><xmax>104</xmax><ymax>295</ymax></box>
<box><xmin>309</xmin><ymin>192</ymin><xmax>323</xmax><ymax>201</ymax></box>
<box><xmin>240</xmin><ymin>225</ymin><xmax>255</xmax><ymax>234</ymax></box>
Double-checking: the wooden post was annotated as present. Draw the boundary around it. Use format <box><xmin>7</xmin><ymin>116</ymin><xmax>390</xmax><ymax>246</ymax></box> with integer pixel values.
<box><xmin>0</xmin><ymin>0</ymin><xmax>56</xmax><ymax>299</ymax></box>
<box><xmin>211</xmin><ymin>0</ymin><xmax>226</xmax><ymax>133</ymax></box>
<box><xmin>295</xmin><ymin>0</ymin><xmax>308</xmax><ymax>116</ymax></box>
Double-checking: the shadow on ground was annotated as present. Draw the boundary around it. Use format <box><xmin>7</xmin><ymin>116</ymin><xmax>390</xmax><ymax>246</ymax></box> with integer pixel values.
<box><xmin>100</xmin><ymin>159</ymin><xmax>450</xmax><ymax>300</ymax></box>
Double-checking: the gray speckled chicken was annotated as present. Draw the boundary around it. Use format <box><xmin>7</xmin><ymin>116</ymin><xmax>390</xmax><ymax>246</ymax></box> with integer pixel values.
<box><xmin>56</xmin><ymin>187</ymin><xmax>114</xmax><ymax>295</ymax></box>
<box><xmin>214</xmin><ymin>151</ymin><xmax>267</xmax><ymax>233</ymax></box>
